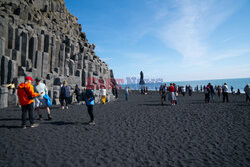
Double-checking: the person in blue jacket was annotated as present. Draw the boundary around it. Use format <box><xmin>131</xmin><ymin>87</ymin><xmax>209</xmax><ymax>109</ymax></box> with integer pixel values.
<box><xmin>60</xmin><ymin>81</ymin><xmax>70</xmax><ymax>109</ymax></box>
<box><xmin>85</xmin><ymin>89</ymin><xmax>95</xmax><ymax>125</ymax></box>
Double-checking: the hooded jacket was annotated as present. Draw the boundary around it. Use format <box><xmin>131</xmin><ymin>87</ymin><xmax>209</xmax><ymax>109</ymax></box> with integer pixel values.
<box><xmin>17</xmin><ymin>82</ymin><xmax>40</xmax><ymax>106</ymax></box>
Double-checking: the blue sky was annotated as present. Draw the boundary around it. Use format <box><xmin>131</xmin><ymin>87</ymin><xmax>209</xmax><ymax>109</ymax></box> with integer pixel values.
<box><xmin>65</xmin><ymin>0</ymin><xmax>250</xmax><ymax>82</ymax></box>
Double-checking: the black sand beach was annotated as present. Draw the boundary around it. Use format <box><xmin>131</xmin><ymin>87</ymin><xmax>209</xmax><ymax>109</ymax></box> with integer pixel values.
<box><xmin>0</xmin><ymin>91</ymin><xmax>249</xmax><ymax>167</ymax></box>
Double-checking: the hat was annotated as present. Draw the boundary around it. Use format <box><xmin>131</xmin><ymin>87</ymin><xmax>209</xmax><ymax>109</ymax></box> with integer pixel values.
<box><xmin>25</xmin><ymin>76</ymin><xmax>34</xmax><ymax>81</ymax></box>
<box><xmin>35</xmin><ymin>77</ymin><xmax>42</xmax><ymax>82</ymax></box>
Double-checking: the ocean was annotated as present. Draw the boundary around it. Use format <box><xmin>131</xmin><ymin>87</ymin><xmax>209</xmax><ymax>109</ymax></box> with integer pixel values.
<box><xmin>121</xmin><ymin>78</ymin><xmax>250</xmax><ymax>93</ymax></box>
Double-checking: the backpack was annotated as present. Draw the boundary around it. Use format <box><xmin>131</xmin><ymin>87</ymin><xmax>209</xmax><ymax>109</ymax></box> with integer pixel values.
<box><xmin>161</xmin><ymin>86</ymin><xmax>166</xmax><ymax>94</ymax></box>
<box><xmin>43</xmin><ymin>94</ymin><xmax>52</xmax><ymax>107</ymax></box>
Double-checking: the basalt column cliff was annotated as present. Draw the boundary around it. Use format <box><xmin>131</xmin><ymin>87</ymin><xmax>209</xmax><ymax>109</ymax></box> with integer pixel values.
<box><xmin>0</xmin><ymin>0</ymin><xmax>116</xmax><ymax>108</ymax></box>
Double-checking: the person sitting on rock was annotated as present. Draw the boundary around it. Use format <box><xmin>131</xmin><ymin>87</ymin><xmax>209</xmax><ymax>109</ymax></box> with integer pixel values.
<box><xmin>6</xmin><ymin>81</ymin><xmax>16</xmax><ymax>94</ymax></box>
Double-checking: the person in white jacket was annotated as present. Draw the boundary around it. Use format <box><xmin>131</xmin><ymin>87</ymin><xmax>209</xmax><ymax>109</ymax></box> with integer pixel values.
<box><xmin>222</xmin><ymin>83</ymin><xmax>229</xmax><ymax>103</ymax></box>
<box><xmin>34</xmin><ymin>77</ymin><xmax>52</xmax><ymax>120</ymax></box>
<box><xmin>244</xmin><ymin>84</ymin><xmax>250</xmax><ymax>102</ymax></box>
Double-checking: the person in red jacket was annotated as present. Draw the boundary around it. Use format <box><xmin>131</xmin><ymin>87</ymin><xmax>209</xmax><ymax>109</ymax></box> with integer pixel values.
<box><xmin>17</xmin><ymin>76</ymin><xmax>40</xmax><ymax>129</ymax></box>
<box><xmin>168</xmin><ymin>83</ymin><xmax>176</xmax><ymax>105</ymax></box>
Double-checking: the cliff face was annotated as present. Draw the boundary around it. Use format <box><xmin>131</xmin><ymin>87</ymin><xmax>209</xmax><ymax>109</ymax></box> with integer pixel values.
<box><xmin>0</xmin><ymin>0</ymin><xmax>116</xmax><ymax>107</ymax></box>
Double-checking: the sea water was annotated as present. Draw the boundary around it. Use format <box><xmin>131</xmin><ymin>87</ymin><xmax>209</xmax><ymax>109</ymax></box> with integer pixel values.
<box><xmin>122</xmin><ymin>78</ymin><xmax>250</xmax><ymax>93</ymax></box>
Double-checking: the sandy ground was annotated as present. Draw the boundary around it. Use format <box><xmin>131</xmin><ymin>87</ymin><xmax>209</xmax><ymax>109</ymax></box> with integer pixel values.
<box><xmin>0</xmin><ymin>91</ymin><xmax>249</xmax><ymax>167</ymax></box>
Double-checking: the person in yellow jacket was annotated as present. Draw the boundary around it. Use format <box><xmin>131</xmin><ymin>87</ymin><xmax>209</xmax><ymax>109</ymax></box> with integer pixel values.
<box><xmin>100</xmin><ymin>86</ymin><xmax>106</xmax><ymax>104</ymax></box>
<box><xmin>17</xmin><ymin>76</ymin><xmax>41</xmax><ymax>129</ymax></box>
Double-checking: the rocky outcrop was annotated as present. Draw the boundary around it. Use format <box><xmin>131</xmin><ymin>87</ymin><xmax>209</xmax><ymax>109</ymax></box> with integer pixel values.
<box><xmin>0</xmin><ymin>0</ymin><xmax>116</xmax><ymax>108</ymax></box>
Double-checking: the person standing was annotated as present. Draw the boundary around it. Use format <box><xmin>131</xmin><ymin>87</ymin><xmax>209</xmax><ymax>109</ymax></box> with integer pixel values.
<box><xmin>244</xmin><ymin>84</ymin><xmax>250</xmax><ymax>102</ymax></box>
<box><xmin>34</xmin><ymin>77</ymin><xmax>52</xmax><ymax>120</ymax></box>
<box><xmin>100</xmin><ymin>86</ymin><xmax>107</xmax><ymax>104</ymax></box>
<box><xmin>204</xmin><ymin>85</ymin><xmax>211</xmax><ymax>103</ymax></box>
<box><xmin>125</xmin><ymin>86</ymin><xmax>129</xmax><ymax>101</ymax></box>
<box><xmin>17</xmin><ymin>76</ymin><xmax>40</xmax><ymax>129</ymax></box>
<box><xmin>173</xmin><ymin>83</ymin><xmax>178</xmax><ymax>104</ymax></box>
<box><xmin>209</xmin><ymin>83</ymin><xmax>215</xmax><ymax>101</ymax></box>
<box><xmin>160</xmin><ymin>84</ymin><xmax>167</xmax><ymax>105</ymax></box>
<box><xmin>218</xmin><ymin>85</ymin><xmax>222</xmax><ymax>98</ymax></box>
<box><xmin>169</xmin><ymin>83</ymin><xmax>176</xmax><ymax>105</ymax></box>
<box><xmin>222</xmin><ymin>83</ymin><xmax>229</xmax><ymax>103</ymax></box>
<box><xmin>85</xmin><ymin>89</ymin><xmax>95</xmax><ymax>125</ymax></box>
<box><xmin>60</xmin><ymin>81</ymin><xmax>70</xmax><ymax>109</ymax></box>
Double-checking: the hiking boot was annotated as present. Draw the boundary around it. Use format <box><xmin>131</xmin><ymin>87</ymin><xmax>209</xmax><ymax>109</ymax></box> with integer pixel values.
<box><xmin>38</xmin><ymin>115</ymin><xmax>43</xmax><ymax>120</ymax></box>
<box><xmin>22</xmin><ymin>125</ymin><xmax>27</xmax><ymax>129</ymax></box>
<box><xmin>30</xmin><ymin>124</ymin><xmax>39</xmax><ymax>128</ymax></box>
<box><xmin>66</xmin><ymin>106</ymin><xmax>69</xmax><ymax>110</ymax></box>
<box><xmin>88</xmin><ymin>121</ymin><xmax>95</xmax><ymax>125</ymax></box>
<box><xmin>48</xmin><ymin>115</ymin><xmax>52</xmax><ymax>120</ymax></box>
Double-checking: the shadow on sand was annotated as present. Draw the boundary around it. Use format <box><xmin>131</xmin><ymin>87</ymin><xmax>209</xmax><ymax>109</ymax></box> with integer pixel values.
<box><xmin>43</xmin><ymin>121</ymin><xmax>89</xmax><ymax>126</ymax></box>
<box><xmin>0</xmin><ymin>125</ymin><xmax>20</xmax><ymax>129</ymax></box>
<box><xmin>138</xmin><ymin>103</ymin><xmax>171</xmax><ymax>106</ymax></box>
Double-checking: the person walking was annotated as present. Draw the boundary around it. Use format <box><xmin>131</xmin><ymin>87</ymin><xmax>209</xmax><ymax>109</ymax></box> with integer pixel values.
<box><xmin>60</xmin><ymin>81</ymin><xmax>70</xmax><ymax>109</ymax></box>
<box><xmin>125</xmin><ymin>86</ymin><xmax>129</xmax><ymax>101</ymax></box>
<box><xmin>204</xmin><ymin>85</ymin><xmax>211</xmax><ymax>103</ymax></box>
<box><xmin>17</xmin><ymin>76</ymin><xmax>40</xmax><ymax>129</ymax></box>
<box><xmin>85</xmin><ymin>89</ymin><xmax>95</xmax><ymax>125</ymax></box>
<box><xmin>160</xmin><ymin>84</ymin><xmax>167</xmax><ymax>105</ymax></box>
<box><xmin>74</xmin><ymin>84</ymin><xmax>81</xmax><ymax>104</ymax></box>
<box><xmin>100</xmin><ymin>86</ymin><xmax>106</xmax><ymax>104</ymax></box>
<box><xmin>222</xmin><ymin>83</ymin><xmax>229</xmax><ymax>103</ymax></box>
<box><xmin>244</xmin><ymin>84</ymin><xmax>250</xmax><ymax>102</ymax></box>
<box><xmin>34</xmin><ymin>77</ymin><xmax>52</xmax><ymax>120</ymax></box>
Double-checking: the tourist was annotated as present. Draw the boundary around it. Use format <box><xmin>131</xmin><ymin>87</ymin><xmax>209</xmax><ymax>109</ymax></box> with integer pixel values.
<box><xmin>236</xmin><ymin>89</ymin><xmax>241</xmax><ymax>95</ymax></box>
<box><xmin>231</xmin><ymin>86</ymin><xmax>234</xmax><ymax>94</ymax></box>
<box><xmin>74</xmin><ymin>84</ymin><xmax>81</xmax><ymax>104</ymax></box>
<box><xmin>218</xmin><ymin>85</ymin><xmax>222</xmax><ymax>98</ymax></box>
<box><xmin>17</xmin><ymin>76</ymin><xmax>40</xmax><ymax>129</ymax></box>
<box><xmin>115</xmin><ymin>86</ymin><xmax>118</xmax><ymax>99</ymax></box>
<box><xmin>181</xmin><ymin>86</ymin><xmax>185</xmax><ymax>96</ymax></box>
<box><xmin>222</xmin><ymin>83</ymin><xmax>229</xmax><ymax>103</ymax></box>
<box><xmin>173</xmin><ymin>83</ymin><xmax>178</xmax><ymax>104</ymax></box>
<box><xmin>60</xmin><ymin>81</ymin><xmax>70</xmax><ymax>109</ymax></box>
<box><xmin>85</xmin><ymin>89</ymin><xmax>95</xmax><ymax>125</ymax></box>
<box><xmin>204</xmin><ymin>85</ymin><xmax>210</xmax><ymax>103</ymax></box>
<box><xmin>188</xmin><ymin>85</ymin><xmax>193</xmax><ymax>96</ymax></box>
<box><xmin>160</xmin><ymin>84</ymin><xmax>167</xmax><ymax>105</ymax></box>
<box><xmin>244</xmin><ymin>84</ymin><xmax>250</xmax><ymax>102</ymax></box>
<box><xmin>6</xmin><ymin>81</ymin><xmax>16</xmax><ymax>94</ymax></box>
<box><xmin>209</xmin><ymin>83</ymin><xmax>215</xmax><ymax>100</ymax></box>
<box><xmin>100</xmin><ymin>86</ymin><xmax>106</xmax><ymax>104</ymax></box>
<box><xmin>200</xmin><ymin>85</ymin><xmax>203</xmax><ymax>92</ymax></box>
<box><xmin>34</xmin><ymin>77</ymin><xmax>52</xmax><ymax>120</ymax></box>
<box><xmin>125</xmin><ymin>86</ymin><xmax>129</xmax><ymax>101</ymax></box>
<box><xmin>169</xmin><ymin>83</ymin><xmax>176</xmax><ymax>105</ymax></box>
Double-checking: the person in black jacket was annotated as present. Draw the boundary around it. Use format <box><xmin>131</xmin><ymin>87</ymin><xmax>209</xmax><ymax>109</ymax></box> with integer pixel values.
<box><xmin>85</xmin><ymin>89</ymin><xmax>95</xmax><ymax>125</ymax></box>
<box><xmin>74</xmin><ymin>85</ymin><xmax>81</xmax><ymax>104</ymax></box>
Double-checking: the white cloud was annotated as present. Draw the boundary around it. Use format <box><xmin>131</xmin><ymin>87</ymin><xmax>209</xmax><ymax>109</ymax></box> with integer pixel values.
<box><xmin>152</xmin><ymin>0</ymin><xmax>246</xmax><ymax>66</ymax></box>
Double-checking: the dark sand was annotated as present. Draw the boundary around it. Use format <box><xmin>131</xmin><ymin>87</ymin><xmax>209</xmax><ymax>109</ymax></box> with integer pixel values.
<box><xmin>0</xmin><ymin>91</ymin><xmax>249</xmax><ymax>167</ymax></box>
